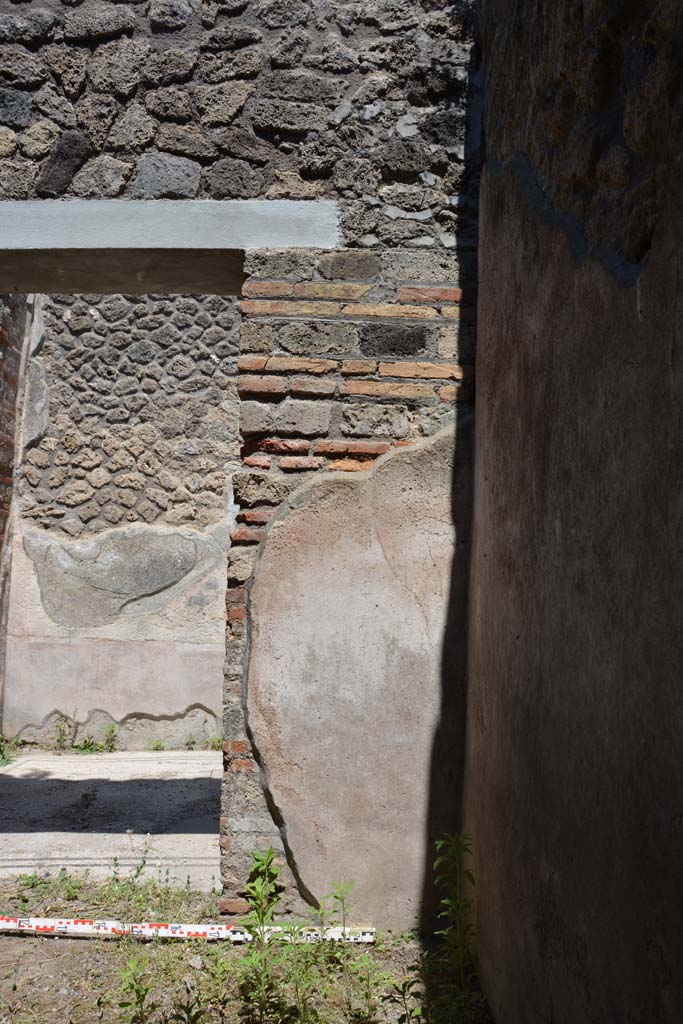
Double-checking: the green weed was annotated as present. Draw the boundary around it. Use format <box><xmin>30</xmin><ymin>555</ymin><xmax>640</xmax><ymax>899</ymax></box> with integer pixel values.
<box><xmin>105</xmin><ymin>723</ymin><xmax>118</xmax><ymax>752</ymax></box>
<box><xmin>55</xmin><ymin>716</ymin><xmax>68</xmax><ymax>750</ymax></box>
<box><xmin>168</xmin><ymin>989</ymin><xmax>207</xmax><ymax>1024</ymax></box>
<box><xmin>119</xmin><ymin>957</ymin><xmax>158</xmax><ymax>1024</ymax></box>
<box><xmin>0</xmin><ymin>734</ymin><xmax>17</xmax><ymax>766</ymax></box>
<box><xmin>413</xmin><ymin>833</ymin><xmax>487</xmax><ymax>1024</ymax></box>
<box><xmin>72</xmin><ymin>734</ymin><xmax>105</xmax><ymax>754</ymax></box>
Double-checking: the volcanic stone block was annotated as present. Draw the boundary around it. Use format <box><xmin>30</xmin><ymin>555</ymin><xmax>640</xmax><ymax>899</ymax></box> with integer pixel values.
<box><xmin>108</xmin><ymin>105</ymin><xmax>158</xmax><ymax>151</ymax></box>
<box><xmin>64</xmin><ymin>5</ymin><xmax>136</xmax><ymax>42</ymax></box>
<box><xmin>340</xmin><ymin>402</ymin><xmax>409</xmax><ymax>438</ymax></box>
<box><xmin>359</xmin><ymin>322</ymin><xmax>431</xmax><ymax>357</ymax></box>
<box><xmin>35</xmin><ymin>129</ymin><xmax>90</xmax><ymax>197</ymax></box>
<box><xmin>156</xmin><ymin>124</ymin><xmax>217</xmax><ymax>160</ymax></box>
<box><xmin>0</xmin><ymin>87</ymin><xmax>31</xmax><ymax>129</ymax></box>
<box><xmin>251</xmin><ymin>99</ymin><xmax>326</xmax><ymax>133</ymax></box>
<box><xmin>193</xmin><ymin>82</ymin><xmax>255</xmax><ymax>126</ymax></box>
<box><xmin>44</xmin><ymin>45</ymin><xmax>89</xmax><ymax>100</ymax></box>
<box><xmin>143</xmin><ymin>48</ymin><xmax>197</xmax><ymax>87</ymax></box>
<box><xmin>203</xmin><ymin>157</ymin><xmax>264</xmax><ymax>198</ymax></box>
<box><xmin>127</xmin><ymin>152</ymin><xmax>200</xmax><ymax>198</ymax></box>
<box><xmin>148</xmin><ymin>0</ymin><xmax>192</xmax><ymax>31</ymax></box>
<box><xmin>0</xmin><ymin>125</ymin><xmax>15</xmax><ymax>156</ymax></box>
<box><xmin>0</xmin><ymin>10</ymin><xmax>59</xmax><ymax>46</ymax></box>
<box><xmin>0</xmin><ymin>158</ymin><xmax>37</xmax><ymax>199</ymax></box>
<box><xmin>88</xmin><ymin>39</ymin><xmax>150</xmax><ymax>98</ymax></box>
<box><xmin>0</xmin><ymin>45</ymin><xmax>47</xmax><ymax>89</ymax></box>
<box><xmin>144</xmin><ymin>87</ymin><xmax>192</xmax><ymax>122</ymax></box>
<box><xmin>70</xmin><ymin>155</ymin><xmax>132</xmax><ymax>197</ymax></box>
<box><xmin>275</xmin><ymin>399</ymin><xmax>332</xmax><ymax>437</ymax></box>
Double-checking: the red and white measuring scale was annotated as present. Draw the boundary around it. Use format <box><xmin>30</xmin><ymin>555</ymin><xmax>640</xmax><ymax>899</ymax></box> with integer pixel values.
<box><xmin>0</xmin><ymin>915</ymin><xmax>375</xmax><ymax>944</ymax></box>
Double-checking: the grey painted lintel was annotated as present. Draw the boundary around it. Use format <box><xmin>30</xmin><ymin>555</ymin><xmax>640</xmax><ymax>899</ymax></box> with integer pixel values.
<box><xmin>0</xmin><ymin>199</ymin><xmax>341</xmax><ymax>252</ymax></box>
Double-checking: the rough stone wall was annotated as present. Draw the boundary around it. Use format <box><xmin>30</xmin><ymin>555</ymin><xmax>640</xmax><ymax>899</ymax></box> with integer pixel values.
<box><xmin>0</xmin><ymin>0</ymin><xmax>476</xmax><ymax>250</ymax></box>
<box><xmin>18</xmin><ymin>292</ymin><xmax>239</xmax><ymax>535</ymax></box>
<box><xmin>467</xmin><ymin>1</ymin><xmax>683</xmax><ymax>1019</ymax></box>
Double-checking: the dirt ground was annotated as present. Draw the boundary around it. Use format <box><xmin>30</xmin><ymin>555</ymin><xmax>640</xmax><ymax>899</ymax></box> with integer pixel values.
<box><xmin>0</xmin><ymin>873</ymin><xmax>422</xmax><ymax>1024</ymax></box>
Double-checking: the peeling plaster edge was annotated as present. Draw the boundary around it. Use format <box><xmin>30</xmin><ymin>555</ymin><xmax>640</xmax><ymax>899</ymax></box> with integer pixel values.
<box><xmin>15</xmin><ymin>701</ymin><xmax>220</xmax><ymax>743</ymax></box>
<box><xmin>18</xmin><ymin>514</ymin><xmax>233</xmax><ymax>630</ymax></box>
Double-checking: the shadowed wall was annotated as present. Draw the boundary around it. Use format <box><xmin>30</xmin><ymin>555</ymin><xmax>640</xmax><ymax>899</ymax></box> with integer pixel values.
<box><xmin>466</xmin><ymin>1</ymin><xmax>683</xmax><ymax>1020</ymax></box>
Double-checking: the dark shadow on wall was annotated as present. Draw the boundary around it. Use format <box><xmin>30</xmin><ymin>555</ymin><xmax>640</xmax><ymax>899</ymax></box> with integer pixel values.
<box><xmin>418</xmin><ymin>8</ymin><xmax>484</xmax><ymax>935</ymax></box>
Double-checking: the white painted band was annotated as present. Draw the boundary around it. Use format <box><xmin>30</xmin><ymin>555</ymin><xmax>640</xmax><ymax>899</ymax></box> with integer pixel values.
<box><xmin>0</xmin><ymin>200</ymin><xmax>341</xmax><ymax>252</ymax></box>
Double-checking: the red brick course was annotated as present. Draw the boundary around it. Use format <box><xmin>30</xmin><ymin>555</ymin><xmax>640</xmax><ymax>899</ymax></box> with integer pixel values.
<box><xmin>279</xmin><ymin>456</ymin><xmax>326</xmax><ymax>472</ymax></box>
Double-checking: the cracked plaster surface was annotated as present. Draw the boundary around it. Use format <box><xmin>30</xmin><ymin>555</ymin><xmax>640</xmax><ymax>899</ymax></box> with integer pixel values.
<box><xmin>244</xmin><ymin>427</ymin><xmax>464</xmax><ymax>929</ymax></box>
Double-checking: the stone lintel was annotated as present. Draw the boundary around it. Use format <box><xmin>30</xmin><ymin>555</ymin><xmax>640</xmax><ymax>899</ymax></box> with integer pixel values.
<box><xmin>0</xmin><ymin>200</ymin><xmax>341</xmax><ymax>252</ymax></box>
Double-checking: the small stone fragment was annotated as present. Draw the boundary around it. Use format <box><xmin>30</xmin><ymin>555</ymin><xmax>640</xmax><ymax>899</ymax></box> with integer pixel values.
<box><xmin>203</xmin><ymin>156</ymin><xmax>264</xmax><ymax>197</ymax></box>
<box><xmin>144</xmin><ymin>87</ymin><xmax>192</xmax><ymax>122</ymax></box>
<box><xmin>108</xmin><ymin>104</ymin><xmax>158</xmax><ymax>151</ymax></box>
<box><xmin>86</xmin><ymin>467</ymin><xmax>112</xmax><ymax>489</ymax></box>
<box><xmin>127</xmin><ymin>152</ymin><xmax>200</xmax><ymax>198</ymax></box>
<box><xmin>193</xmin><ymin>82</ymin><xmax>255</xmax><ymax>126</ymax></box>
<box><xmin>19</xmin><ymin>120</ymin><xmax>60</xmax><ymax>160</ymax></box>
<box><xmin>36</xmin><ymin>129</ymin><xmax>90</xmax><ymax>197</ymax></box>
<box><xmin>0</xmin><ymin>45</ymin><xmax>47</xmax><ymax>89</ymax></box>
<box><xmin>60</xmin><ymin>479</ymin><xmax>95</xmax><ymax>507</ymax></box>
<box><xmin>70</xmin><ymin>155</ymin><xmax>131</xmax><ymax>197</ymax></box>
<box><xmin>88</xmin><ymin>39</ymin><xmax>150</xmax><ymax>99</ymax></box>
<box><xmin>148</xmin><ymin>0</ymin><xmax>192</xmax><ymax>31</ymax></box>
<box><xmin>0</xmin><ymin>125</ymin><xmax>16</xmax><ymax>156</ymax></box>
<box><xmin>0</xmin><ymin>87</ymin><xmax>31</xmax><ymax>129</ymax></box>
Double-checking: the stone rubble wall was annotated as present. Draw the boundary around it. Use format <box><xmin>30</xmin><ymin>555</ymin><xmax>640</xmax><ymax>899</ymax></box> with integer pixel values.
<box><xmin>18</xmin><ymin>293</ymin><xmax>240</xmax><ymax>535</ymax></box>
<box><xmin>0</xmin><ymin>0</ymin><xmax>476</xmax><ymax>250</ymax></box>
